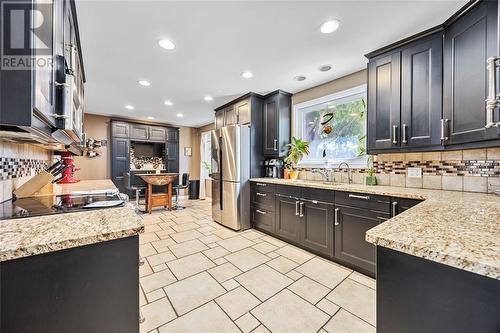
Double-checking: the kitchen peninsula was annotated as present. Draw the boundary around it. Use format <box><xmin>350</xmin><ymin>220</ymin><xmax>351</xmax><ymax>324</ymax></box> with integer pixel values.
<box><xmin>0</xmin><ymin>180</ymin><xmax>144</xmax><ymax>333</ymax></box>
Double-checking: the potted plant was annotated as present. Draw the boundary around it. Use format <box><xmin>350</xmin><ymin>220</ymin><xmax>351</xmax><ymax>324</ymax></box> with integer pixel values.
<box><xmin>284</xmin><ymin>137</ymin><xmax>310</xmax><ymax>180</ymax></box>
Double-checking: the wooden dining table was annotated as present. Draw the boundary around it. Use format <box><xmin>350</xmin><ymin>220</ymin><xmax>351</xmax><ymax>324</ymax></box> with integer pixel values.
<box><xmin>137</xmin><ymin>173</ymin><xmax>178</xmax><ymax>214</ymax></box>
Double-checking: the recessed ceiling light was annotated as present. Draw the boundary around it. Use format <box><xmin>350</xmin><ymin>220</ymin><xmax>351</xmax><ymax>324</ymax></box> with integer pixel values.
<box><xmin>164</xmin><ymin>100</ymin><xmax>173</xmax><ymax>106</ymax></box>
<box><xmin>241</xmin><ymin>71</ymin><xmax>253</xmax><ymax>79</ymax></box>
<box><xmin>147</xmin><ymin>116</ymin><xmax>155</xmax><ymax>120</ymax></box>
<box><xmin>125</xmin><ymin>105</ymin><xmax>135</xmax><ymax>110</ymax></box>
<box><xmin>176</xmin><ymin>113</ymin><xmax>183</xmax><ymax>118</ymax></box>
<box><xmin>138</xmin><ymin>80</ymin><xmax>151</xmax><ymax>87</ymax></box>
<box><xmin>158</xmin><ymin>39</ymin><xmax>175</xmax><ymax>50</ymax></box>
<box><xmin>294</xmin><ymin>75</ymin><xmax>306</xmax><ymax>82</ymax></box>
<box><xmin>204</xmin><ymin>95</ymin><xmax>213</xmax><ymax>102</ymax></box>
<box><xmin>319</xmin><ymin>64</ymin><xmax>332</xmax><ymax>72</ymax></box>
<box><xmin>320</xmin><ymin>20</ymin><xmax>340</xmax><ymax>34</ymax></box>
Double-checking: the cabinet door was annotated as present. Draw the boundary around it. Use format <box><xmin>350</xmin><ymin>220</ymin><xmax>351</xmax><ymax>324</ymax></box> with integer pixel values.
<box><xmin>130</xmin><ymin>124</ymin><xmax>149</xmax><ymax>140</ymax></box>
<box><xmin>334</xmin><ymin>205</ymin><xmax>385</xmax><ymax>275</ymax></box>
<box><xmin>33</xmin><ymin>0</ymin><xmax>57</xmax><ymax>127</ymax></box>
<box><xmin>224</xmin><ymin>105</ymin><xmax>236</xmax><ymax>126</ymax></box>
<box><xmin>111</xmin><ymin>138</ymin><xmax>130</xmax><ymax>192</ymax></box>
<box><xmin>299</xmin><ymin>200</ymin><xmax>334</xmax><ymax>257</ymax></box>
<box><xmin>215</xmin><ymin>110</ymin><xmax>225</xmax><ymax>129</ymax></box>
<box><xmin>263</xmin><ymin>94</ymin><xmax>279</xmax><ymax>156</ymax></box>
<box><xmin>111</xmin><ymin>122</ymin><xmax>129</xmax><ymax>138</ymax></box>
<box><xmin>443</xmin><ymin>0</ymin><xmax>499</xmax><ymax>144</ymax></box>
<box><xmin>149</xmin><ymin>126</ymin><xmax>166</xmax><ymax>141</ymax></box>
<box><xmin>251</xmin><ymin>207</ymin><xmax>275</xmax><ymax>233</ymax></box>
<box><xmin>367</xmin><ymin>52</ymin><xmax>401</xmax><ymax>151</ymax></box>
<box><xmin>237</xmin><ymin>100</ymin><xmax>251</xmax><ymax>124</ymax></box>
<box><xmin>275</xmin><ymin>195</ymin><xmax>300</xmax><ymax>242</ymax></box>
<box><xmin>401</xmin><ymin>34</ymin><xmax>443</xmax><ymax>148</ymax></box>
<box><xmin>166</xmin><ymin>129</ymin><xmax>179</xmax><ymax>142</ymax></box>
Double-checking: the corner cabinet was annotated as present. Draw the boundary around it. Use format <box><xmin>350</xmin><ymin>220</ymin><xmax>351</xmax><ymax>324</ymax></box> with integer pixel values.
<box><xmin>263</xmin><ymin>90</ymin><xmax>292</xmax><ymax>158</ymax></box>
<box><xmin>367</xmin><ymin>0</ymin><xmax>500</xmax><ymax>153</ymax></box>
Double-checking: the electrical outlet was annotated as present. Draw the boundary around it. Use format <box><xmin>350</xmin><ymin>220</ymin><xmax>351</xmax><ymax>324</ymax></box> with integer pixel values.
<box><xmin>407</xmin><ymin>167</ymin><xmax>422</xmax><ymax>178</ymax></box>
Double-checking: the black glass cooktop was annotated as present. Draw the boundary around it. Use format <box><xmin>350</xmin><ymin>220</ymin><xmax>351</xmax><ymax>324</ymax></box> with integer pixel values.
<box><xmin>0</xmin><ymin>193</ymin><xmax>125</xmax><ymax>220</ymax></box>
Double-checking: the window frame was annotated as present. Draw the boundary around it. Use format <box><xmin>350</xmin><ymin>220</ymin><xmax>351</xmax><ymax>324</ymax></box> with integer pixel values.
<box><xmin>293</xmin><ymin>84</ymin><xmax>368</xmax><ymax>168</ymax></box>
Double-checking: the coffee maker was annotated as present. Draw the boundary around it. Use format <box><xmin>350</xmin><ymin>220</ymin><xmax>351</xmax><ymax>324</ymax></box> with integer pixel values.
<box><xmin>264</xmin><ymin>159</ymin><xmax>284</xmax><ymax>178</ymax></box>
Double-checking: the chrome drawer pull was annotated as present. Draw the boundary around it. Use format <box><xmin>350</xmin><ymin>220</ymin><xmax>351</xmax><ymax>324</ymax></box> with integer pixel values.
<box><xmin>392</xmin><ymin>201</ymin><xmax>398</xmax><ymax>216</ymax></box>
<box><xmin>256</xmin><ymin>192</ymin><xmax>267</xmax><ymax>197</ymax></box>
<box><xmin>299</xmin><ymin>202</ymin><xmax>304</xmax><ymax>217</ymax></box>
<box><xmin>295</xmin><ymin>201</ymin><xmax>299</xmax><ymax>216</ymax></box>
<box><xmin>334</xmin><ymin>208</ymin><xmax>340</xmax><ymax>226</ymax></box>
<box><xmin>348</xmin><ymin>194</ymin><xmax>370</xmax><ymax>200</ymax></box>
<box><xmin>256</xmin><ymin>209</ymin><xmax>266</xmax><ymax>215</ymax></box>
<box><xmin>256</xmin><ymin>183</ymin><xmax>267</xmax><ymax>187</ymax></box>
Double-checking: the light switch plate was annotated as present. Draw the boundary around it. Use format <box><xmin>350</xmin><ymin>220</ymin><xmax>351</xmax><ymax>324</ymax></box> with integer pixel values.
<box><xmin>407</xmin><ymin>167</ymin><xmax>422</xmax><ymax>178</ymax></box>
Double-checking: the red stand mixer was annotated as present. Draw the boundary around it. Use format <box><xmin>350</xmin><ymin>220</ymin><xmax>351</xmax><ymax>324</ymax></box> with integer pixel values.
<box><xmin>57</xmin><ymin>151</ymin><xmax>81</xmax><ymax>184</ymax></box>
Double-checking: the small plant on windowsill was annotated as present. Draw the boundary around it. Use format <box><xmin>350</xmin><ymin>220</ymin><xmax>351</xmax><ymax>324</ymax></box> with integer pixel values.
<box><xmin>284</xmin><ymin>137</ymin><xmax>310</xmax><ymax>180</ymax></box>
<box><xmin>357</xmin><ymin>136</ymin><xmax>377</xmax><ymax>185</ymax></box>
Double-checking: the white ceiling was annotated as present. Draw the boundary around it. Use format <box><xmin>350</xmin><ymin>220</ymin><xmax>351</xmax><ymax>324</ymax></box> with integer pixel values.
<box><xmin>76</xmin><ymin>0</ymin><xmax>467</xmax><ymax>128</ymax></box>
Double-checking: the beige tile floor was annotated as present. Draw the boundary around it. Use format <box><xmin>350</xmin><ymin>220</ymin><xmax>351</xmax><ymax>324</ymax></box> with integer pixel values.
<box><xmin>139</xmin><ymin>199</ymin><xmax>376</xmax><ymax>333</ymax></box>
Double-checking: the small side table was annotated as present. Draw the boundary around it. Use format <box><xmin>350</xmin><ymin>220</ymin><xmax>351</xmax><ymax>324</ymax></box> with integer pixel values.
<box><xmin>137</xmin><ymin>173</ymin><xmax>178</xmax><ymax>214</ymax></box>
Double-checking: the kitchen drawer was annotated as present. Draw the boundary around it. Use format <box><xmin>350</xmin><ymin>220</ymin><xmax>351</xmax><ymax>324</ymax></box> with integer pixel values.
<box><xmin>276</xmin><ymin>184</ymin><xmax>301</xmax><ymax>198</ymax></box>
<box><xmin>251</xmin><ymin>190</ymin><xmax>275</xmax><ymax>211</ymax></box>
<box><xmin>335</xmin><ymin>191</ymin><xmax>391</xmax><ymax>213</ymax></box>
<box><xmin>251</xmin><ymin>206</ymin><xmax>275</xmax><ymax>233</ymax></box>
<box><xmin>251</xmin><ymin>181</ymin><xmax>276</xmax><ymax>193</ymax></box>
<box><xmin>301</xmin><ymin>187</ymin><xmax>334</xmax><ymax>204</ymax></box>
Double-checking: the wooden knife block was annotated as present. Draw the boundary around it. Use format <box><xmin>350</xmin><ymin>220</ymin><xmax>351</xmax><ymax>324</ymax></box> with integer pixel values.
<box><xmin>13</xmin><ymin>171</ymin><xmax>55</xmax><ymax>198</ymax></box>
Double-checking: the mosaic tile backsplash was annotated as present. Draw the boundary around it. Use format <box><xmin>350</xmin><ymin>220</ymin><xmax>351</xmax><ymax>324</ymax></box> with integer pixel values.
<box><xmin>298</xmin><ymin>148</ymin><xmax>500</xmax><ymax>193</ymax></box>
<box><xmin>0</xmin><ymin>142</ymin><xmax>53</xmax><ymax>202</ymax></box>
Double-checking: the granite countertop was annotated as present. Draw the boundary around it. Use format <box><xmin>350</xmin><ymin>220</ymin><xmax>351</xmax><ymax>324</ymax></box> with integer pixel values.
<box><xmin>250</xmin><ymin>178</ymin><xmax>500</xmax><ymax>279</ymax></box>
<box><xmin>52</xmin><ymin>179</ymin><xmax>119</xmax><ymax>196</ymax></box>
<box><xmin>0</xmin><ymin>180</ymin><xmax>144</xmax><ymax>262</ymax></box>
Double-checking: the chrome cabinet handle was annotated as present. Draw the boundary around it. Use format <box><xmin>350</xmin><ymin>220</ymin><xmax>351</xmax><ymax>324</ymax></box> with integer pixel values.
<box><xmin>273</xmin><ymin>139</ymin><xmax>278</xmax><ymax>151</ymax></box>
<box><xmin>299</xmin><ymin>202</ymin><xmax>304</xmax><ymax>217</ymax></box>
<box><xmin>334</xmin><ymin>208</ymin><xmax>340</xmax><ymax>226</ymax></box>
<box><xmin>256</xmin><ymin>209</ymin><xmax>266</xmax><ymax>215</ymax></box>
<box><xmin>440</xmin><ymin>119</ymin><xmax>449</xmax><ymax>141</ymax></box>
<box><xmin>295</xmin><ymin>201</ymin><xmax>299</xmax><ymax>216</ymax></box>
<box><xmin>402</xmin><ymin>124</ymin><xmax>408</xmax><ymax>144</ymax></box>
<box><xmin>256</xmin><ymin>183</ymin><xmax>267</xmax><ymax>187</ymax></box>
<box><xmin>256</xmin><ymin>192</ymin><xmax>267</xmax><ymax>197</ymax></box>
<box><xmin>348</xmin><ymin>194</ymin><xmax>370</xmax><ymax>200</ymax></box>
<box><xmin>392</xmin><ymin>125</ymin><xmax>398</xmax><ymax>144</ymax></box>
<box><xmin>392</xmin><ymin>201</ymin><xmax>398</xmax><ymax>216</ymax></box>
<box><xmin>486</xmin><ymin>57</ymin><xmax>500</xmax><ymax>128</ymax></box>
<box><xmin>139</xmin><ymin>256</ymin><xmax>145</xmax><ymax>266</ymax></box>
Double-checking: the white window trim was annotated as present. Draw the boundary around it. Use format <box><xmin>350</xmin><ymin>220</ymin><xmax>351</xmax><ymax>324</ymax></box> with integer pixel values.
<box><xmin>293</xmin><ymin>84</ymin><xmax>368</xmax><ymax>169</ymax></box>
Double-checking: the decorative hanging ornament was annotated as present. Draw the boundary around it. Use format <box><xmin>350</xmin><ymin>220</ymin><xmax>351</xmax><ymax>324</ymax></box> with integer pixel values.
<box><xmin>321</xmin><ymin>112</ymin><xmax>334</xmax><ymax>135</ymax></box>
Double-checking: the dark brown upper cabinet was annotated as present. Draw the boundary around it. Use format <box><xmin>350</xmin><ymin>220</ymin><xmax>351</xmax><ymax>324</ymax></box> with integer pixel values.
<box><xmin>367</xmin><ymin>51</ymin><xmax>401</xmax><ymax>151</ymax></box>
<box><xmin>401</xmin><ymin>34</ymin><xmax>443</xmax><ymax>147</ymax></box>
<box><xmin>263</xmin><ymin>90</ymin><xmax>291</xmax><ymax>157</ymax></box>
<box><xmin>443</xmin><ymin>0</ymin><xmax>499</xmax><ymax>145</ymax></box>
<box><xmin>367</xmin><ymin>0</ymin><xmax>500</xmax><ymax>153</ymax></box>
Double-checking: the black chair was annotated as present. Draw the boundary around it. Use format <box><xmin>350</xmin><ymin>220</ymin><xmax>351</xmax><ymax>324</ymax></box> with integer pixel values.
<box><xmin>123</xmin><ymin>172</ymin><xmax>146</xmax><ymax>212</ymax></box>
<box><xmin>173</xmin><ymin>173</ymin><xmax>189</xmax><ymax>210</ymax></box>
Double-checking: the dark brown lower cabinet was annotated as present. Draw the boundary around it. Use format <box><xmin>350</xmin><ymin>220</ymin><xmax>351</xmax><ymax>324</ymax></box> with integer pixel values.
<box><xmin>300</xmin><ymin>199</ymin><xmax>335</xmax><ymax>257</ymax></box>
<box><xmin>251</xmin><ymin>206</ymin><xmax>275</xmax><ymax>233</ymax></box>
<box><xmin>334</xmin><ymin>205</ymin><xmax>388</xmax><ymax>275</ymax></box>
<box><xmin>275</xmin><ymin>194</ymin><xmax>300</xmax><ymax>242</ymax></box>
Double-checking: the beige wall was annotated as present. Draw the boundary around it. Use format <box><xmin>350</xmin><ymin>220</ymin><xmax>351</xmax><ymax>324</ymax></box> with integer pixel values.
<box><xmin>75</xmin><ymin>114</ymin><xmax>111</xmax><ymax>180</ymax></box>
<box><xmin>291</xmin><ymin>69</ymin><xmax>367</xmax><ymax>137</ymax></box>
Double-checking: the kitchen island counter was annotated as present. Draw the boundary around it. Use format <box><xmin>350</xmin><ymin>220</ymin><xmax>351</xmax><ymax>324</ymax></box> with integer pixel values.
<box><xmin>0</xmin><ymin>180</ymin><xmax>144</xmax><ymax>262</ymax></box>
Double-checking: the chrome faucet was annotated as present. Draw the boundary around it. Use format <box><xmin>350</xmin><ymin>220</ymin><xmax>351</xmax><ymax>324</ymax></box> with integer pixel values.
<box><xmin>338</xmin><ymin>162</ymin><xmax>352</xmax><ymax>184</ymax></box>
<box><xmin>312</xmin><ymin>168</ymin><xmax>334</xmax><ymax>182</ymax></box>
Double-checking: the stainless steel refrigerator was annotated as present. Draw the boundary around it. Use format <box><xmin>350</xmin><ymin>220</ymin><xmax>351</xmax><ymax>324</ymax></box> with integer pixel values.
<box><xmin>211</xmin><ymin>124</ymin><xmax>251</xmax><ymax>230</ymax></box>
